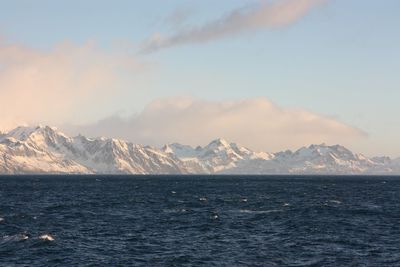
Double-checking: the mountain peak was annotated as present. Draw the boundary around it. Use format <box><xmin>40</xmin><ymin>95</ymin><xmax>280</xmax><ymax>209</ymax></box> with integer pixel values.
<box><xmin>6</xmin><ymin>125</ymin><xmax>41</xmax><ymax>140</ymax></box>
<box><xmin>207</xmin><ymin>138</ymin><xmax>230</xmax><ymax>148</ymax></box>
<box><xmin>294</xmin><ymin>143</ymin><xmax>354</xmax><ymax>158</ymax></box>
<box><xmin>4</xmin><ymin>125</ymin><xmax>70</xmax><ymax>145</ymax></box>
<box><xmin>308</xmin><ymin>143</ymin><xmax>327</xmax><ymax>149</ymax></box>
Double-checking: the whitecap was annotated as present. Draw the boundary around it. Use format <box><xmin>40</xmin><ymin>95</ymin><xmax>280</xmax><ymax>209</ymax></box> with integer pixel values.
<box><xmin>199</xmin><ymin>197</ymin><xmax>207</xmax><ymax>201</ymax></box>
<box><xmin>0</xmin><ymin>217</ymin><xmax>4</xmax><ymax>222</ymax></box>
<box><xmin>240</xmin><ymin>198</ymin><xmax>248</xmax><ymax>202</ymax></box>
<box><xmin>329</xmin><ymin>200</ymin><xmax>342</xmax><ymax>204</ymax></box>
<box><xmin>361</xmin><ymin>203</ymin><xmax>381</xmax><ymax>210</ymax></box>
<box><xmin>2</xmin><ymin>234</ymin><xmax>29</xmax><ymax>242</ymax></box>
<box><xmin>39</xmin><ymin>234</ymin><xmax>55</xmax><ymax>241</ymax></box>
<box><xmin>283</xmin><ymin>203</ymin><xmax>290</xmax><ymax>207</ymax></box>
<box><xmin>163</xmin><ymin>208</ymin><xmax>187</xmax><ymax>214</ymax></box>
<box><xmin>238</xmin><ymin>209</ymin><xmax>282</xmax><ymax>214</ymax></box>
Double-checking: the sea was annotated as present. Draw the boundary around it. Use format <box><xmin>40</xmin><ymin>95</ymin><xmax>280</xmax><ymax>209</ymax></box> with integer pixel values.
<box><xmin>0</xmin><ymin>175</ymin><xmax>399</xmax><ymax>266</ymax></box>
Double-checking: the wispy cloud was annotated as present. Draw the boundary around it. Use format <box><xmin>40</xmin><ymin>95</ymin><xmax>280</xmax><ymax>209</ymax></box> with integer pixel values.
<box><xmin>68</xmin><ymin>97</ymin><xmax>366</xmax><ymax>152</ymax></box>
<box><xmin>165</xmin><ymin>6</ymin><xmax>193</xmax><ymax>29</ymax></box>
<box><xmin>141</xmin><ymin>0</ymin><xmax>326</xmax><ymax>53</ymax></box>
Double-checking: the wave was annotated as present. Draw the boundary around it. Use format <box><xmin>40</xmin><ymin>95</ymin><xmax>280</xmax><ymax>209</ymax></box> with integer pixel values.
<box><xmin>238</xmin><ymin>209</ymin><xmax>282</xmax><ymax>214</ymax></box>
<box><xmin>163</xmin><ymin>208</ymin><xmax>188</xmax><ymax>214</ymax></box>
<box><xmin>38</xmin><ymin>234</ymin><xmax>55</xmax><ymax>241</ymax></box>
<box><xmin>1</xmin><ymin>233</ymin><xmax>29</xmax><ymax>243</ymax></box>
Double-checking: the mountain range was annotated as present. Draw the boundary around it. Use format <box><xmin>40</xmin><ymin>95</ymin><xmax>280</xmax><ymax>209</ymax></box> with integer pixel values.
<box><xmin>0</xmin><ymin>125</ymin><xmax>399</xmax><ymax>175</ymax></box>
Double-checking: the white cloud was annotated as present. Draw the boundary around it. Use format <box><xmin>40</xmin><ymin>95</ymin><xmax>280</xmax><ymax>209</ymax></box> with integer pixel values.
<box><xmin>68</xmin><ymin>97</ymin><xmax>367</xmax><ymax>152</ymax></box>
<box><xmin>142</xmin><ymin>0</ymin><xmax>326</xmax><ymax>53</ymax></box>
<box><xmin>0</xmin><ymin>40</ymin><xmax>143</xmax><ymax>130</ymax></box>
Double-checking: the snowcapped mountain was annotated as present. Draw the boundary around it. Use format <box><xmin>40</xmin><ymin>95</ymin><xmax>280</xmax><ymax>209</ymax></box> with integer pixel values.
<box><xmin>162</xmin><ymin>138</ymin><xmax>272</xmax><ymax>173</ymax></box>
<box><xmin>0</xmin><ymin>125</ymin><xmax>399</xmax><ymax>175</ymax></box>
<box><xmin>0</xmin><ymin>126</ymin><xmax>186</xmax><ymax>174</ymax></box>
<box><xmin>225</xmin><ymin>144</ymin><xmax>392</xmax><ymax>175</ymax></box>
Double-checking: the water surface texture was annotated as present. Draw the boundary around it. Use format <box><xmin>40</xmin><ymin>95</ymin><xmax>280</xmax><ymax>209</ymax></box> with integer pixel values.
<box><xmin>0</xmin><ymin>176</ymin><xmax>399</xmax><ymax>266</ymax></box>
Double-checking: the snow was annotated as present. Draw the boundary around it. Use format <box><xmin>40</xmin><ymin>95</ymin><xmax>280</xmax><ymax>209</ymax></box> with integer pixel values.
<box><xmin>0</xmin><ymin>125</ymin><xmax>399</xmax><ymax>175</ymax></box>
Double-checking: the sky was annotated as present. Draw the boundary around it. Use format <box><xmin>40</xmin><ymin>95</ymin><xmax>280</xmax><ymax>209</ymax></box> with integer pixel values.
<box><xmin>0</xmin><ymin>0</ymin><xmax>399</xmax><ymax>156</ymax></box>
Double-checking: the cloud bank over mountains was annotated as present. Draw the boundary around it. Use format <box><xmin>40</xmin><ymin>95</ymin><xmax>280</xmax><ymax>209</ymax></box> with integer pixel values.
<box><xmin>142</xmin><ymin>0</ymin><xmax>325</xmax><ymax>53</ymax></box>
<box><xmin>0</xmin><ymin>36</ymin><xmax>362</xmax><ymax>154</ymax></box>
<box><xmin>69</xmin><ymin>97</ymin><xmax>366</xmax><ymax>152</ymax></box>
<box><xmin>0</xmin><ymin>0</ymin><xmax>367</xmax><ymax>154</ymax></box>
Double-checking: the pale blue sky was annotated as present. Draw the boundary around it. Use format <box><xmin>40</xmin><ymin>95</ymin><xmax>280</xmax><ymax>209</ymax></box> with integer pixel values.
<box><xmin>0</xmin><ymin>0</ymin><xmax>399</xmax><ymax>156</ymax></box>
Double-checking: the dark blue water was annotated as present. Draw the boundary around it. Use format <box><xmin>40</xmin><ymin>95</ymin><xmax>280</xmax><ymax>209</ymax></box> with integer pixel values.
<box><xmin>0</xmin><ymin>176</ymin><xmax>400</xmax><ymax>266</ymax></box>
